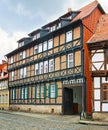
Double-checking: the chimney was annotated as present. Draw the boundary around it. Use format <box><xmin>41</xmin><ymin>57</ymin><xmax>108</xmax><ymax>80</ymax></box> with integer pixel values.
<box><xmin>68</xmin><ymin>8</ymin><xmax>72</xmax><ymax>12</ymax></box>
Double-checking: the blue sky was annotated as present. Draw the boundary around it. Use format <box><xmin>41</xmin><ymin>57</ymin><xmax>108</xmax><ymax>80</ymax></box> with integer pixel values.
<box><xmin>0</xmin><ymin>0</ymin><xmax>108</xmax><ymax>63</ymax></box>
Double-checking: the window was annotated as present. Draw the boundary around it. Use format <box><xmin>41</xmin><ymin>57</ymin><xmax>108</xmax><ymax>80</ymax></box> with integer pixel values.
<box><xmin>34</xmin><ymin>45</ymin><xmax>38</xmax><ymax>54</ymax></box>
<box><xmin>44</xmin><ymin>61</ymin><xmax>48</xmax><ymax>73</ymax></box>
<box><xmin>106</xmin><ymin>49</ymin><xmax>108</xmax><ymax>70</ymax></box>
<box><xmin>12</xmin><ymin>89</ymin><xmax>16</xmax><ymax>100</ymax></box>
<box><xmin>49</xmin><ymin>59</ymin><xmax>54</xmax><ymax>72</ymax></box>
<box><xmin>20</xmin><ymin>68</ymin><xmax>23</xmax><ymax>78</ymax></box>
<box><xmin>25</xmin><ymin>87</ymin><xmax>28</xmax><ymax>99</ymax></box>
<box><xmin>37</xmin><ymin>33</ymin><xmax>40</xmax><ymax>39</ymax></box>
<box><xmin>12</xmin><ymin>71</ymin><xmax>14</xmax><ymax>81</ymax></box>
<box><xmin>39</xmin><ymin>62</ymin><xmax>43</xmax><ymax>74</ymax></box>
<box><xmin>35</xmin><ymin>63</ymin><xmax>39</xmax><ymax>75</ymax></box>
<box><xmin>48</xmin><ymin>84</ymin><xmax>58</xmax><ymax>98</ymax></box>
<box><xmin>36</xmin><ymin>86</ymin><xmax>40</xmax><ymax>98</ymax></box>
<box><xmin>20</xmin><ymin>88</ymin><xmax>24</xmax><ymax>99</ymax></box>
<box><xmin>18</xmin><ymin>41</ymin><xmax>24</xmax><ymax>48</ymax></box>
<box><xmin>32</xmin><ymin>35</ymin><xmax>37</xmax><ymax>41</ymax></box>
<box><xmin>66</xmin><ymin>30</ymin><xmax>72</xmax><ymax>42</ymax></box>
<box><xmin>43</xmin><ymin>41</ymin><xmax>47</xmax><ymax>51</ymax></box>
<box><xmin>10</xmin><ymin>56</ymin><xmax>14</xmax><ymax>64</ymax></box>
<box><xmin>24</xmin><ymin>67</ymin><xmax>27</xmax><ymax>78</ymax></box>
<box><xmin>39</xmin><ymin>43</ymin><xmax>42</xmax><ymax>53</ymax></box>
<box><xmin>19</xmin><ymin>51</ymin><xmax>26</xmax><ymax>60</ymax></box>
<box><xmin>40</xmin><ymin>85</ymin><xmax>46</xmax><ymax>98</ymax></box>
<box><xmin>68</xmin><ymin>53</ymin><xmax>73</xmax><ymax>68</ymax></box>
<box><xmin>36</xmin><ymin>85</ymin><xmax>46</xmax><ymax>99</ymax></box>
<box><xmin>102</xmin><ymin>85</ymin><xmax>108</xmax><ymax>101</ymax></box>
<box><xmin>20</xmin><ymin>67</ymin><xmax>26</xmax><ymax>78</ymax></box>
<box><xmin>48</xmin><ymin>39</ymin><xmax>53</xmax><ymax>49</ymax></box>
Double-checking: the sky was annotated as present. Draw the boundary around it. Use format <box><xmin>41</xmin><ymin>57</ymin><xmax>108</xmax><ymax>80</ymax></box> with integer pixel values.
<box><xmin>0</xmin><ymin>0</ymin><xmax>108</xmax><ymax>63</ymax></box>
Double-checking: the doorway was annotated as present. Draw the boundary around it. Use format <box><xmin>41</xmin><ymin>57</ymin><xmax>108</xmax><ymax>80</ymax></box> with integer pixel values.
<box><xmin>63</xmin><ymin>88</ymin><xmax>73</xmax><ymax>115</ymax></box>
<box><xmin>63</xmin><ymin>87</ymin><xmax>82</xmax><ymax>115</ymax></box>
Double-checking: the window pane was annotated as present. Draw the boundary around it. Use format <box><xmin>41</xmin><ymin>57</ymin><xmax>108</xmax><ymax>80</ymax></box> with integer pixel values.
<box><xmin>35</xmin><ymin>64</ymin><xmax>39</xmax><ymax>75</ymax></box>
<box><xmin>66</xmin><ymin>30</ymin><xmax>72</xmax><ymax>42</ymax></box>
<box><xmin>48</xmin><ymin>39</ymin><xmax>53</xmax><ymax>49</ymax></box>
<box><xmin>68</xmin><ymin>53</ymin><xmax>73</xmax><ymax>68</ymax></box>
<box><xmin>34</xmin><ymin>45</ymin><xmax>38</xmax><ymax>54</ymax></box>
<box><xmin>37</xmin><ymin>86</ymin><xmax>40</xmax><ymax>98</ymax></box>
<box><xmin>39</xmin><ymin>62</ymin><xmax>43</xmax><ymax>74</ymax></box>
<box><xmin>39</xmin><ymin>43</ymin><xmax>42</xmax><ymax>53</ymax></box>
<box><xmin>43</xmin><ymin>41</ymin><xmax>47</xmax><ymax>51</ymax></box>
<box><xmin>44</xmin><ymin>61</ymin><xmax>48</xmax><ymax>73</ymax></box>
<box><xmin>94</xmin><ymin>77</ymin><xmax>100</xmax><ymax>88</ymax></box>
<box><xmin>49</xmin><ymin>59</ymin><xmax>54</xmax><ymax>72</ymax></box>
<box><xmin>50</xmin><ymin>85</ymin><xmax>55</xmax><ymax>98</ymax></box>
<box><xmin>94</xmin><ymin>89</ymin><xmax>100</xmax><ymax>100</ymax></box>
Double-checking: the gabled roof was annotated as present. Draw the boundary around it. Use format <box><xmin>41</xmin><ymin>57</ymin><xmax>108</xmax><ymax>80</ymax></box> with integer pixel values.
<box><xmin>72</xmin><ymin>0</ymin><xmax>105</xmax><ymax>22</ymax></box>
<box><xmin>87</xmin><ymin>14</ymin><xmax>108</xmax><ymax>44</ymax></box>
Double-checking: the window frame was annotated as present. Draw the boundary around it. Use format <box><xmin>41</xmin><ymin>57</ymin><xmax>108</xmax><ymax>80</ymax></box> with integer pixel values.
<box><xmin>66</xmin><ymin>30</ymin><xmax>72</xmax><ymax>43</ymax></box>
<box><xmin>68</xmin><ymin>53</ymin><xmax>74</xmax><ymax>68</ymax></box>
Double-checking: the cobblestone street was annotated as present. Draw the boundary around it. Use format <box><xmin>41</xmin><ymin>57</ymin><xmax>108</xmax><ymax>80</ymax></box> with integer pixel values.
<box><xmin>0</xmin><ymin>111</ymin><xmax>108</xmax><ymax>130</ymax></box>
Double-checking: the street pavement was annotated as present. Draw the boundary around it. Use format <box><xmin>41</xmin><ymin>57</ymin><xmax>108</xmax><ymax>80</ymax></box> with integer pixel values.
<box><xmin>0</xmin><ymin>110</ymin><xmax>108</xmax><ymax>130</ymax></box>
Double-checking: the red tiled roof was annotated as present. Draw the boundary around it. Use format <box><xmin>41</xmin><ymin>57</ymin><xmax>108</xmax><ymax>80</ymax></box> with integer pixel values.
<box><xmin>72</xmin><ymin>0</ymin><xmax>100</xmax><ymax>22</ymax></box>
<box><xmin>87</xmin><ymin>14</ymin><xmax>108</xmax><ymax>43</ymax></box>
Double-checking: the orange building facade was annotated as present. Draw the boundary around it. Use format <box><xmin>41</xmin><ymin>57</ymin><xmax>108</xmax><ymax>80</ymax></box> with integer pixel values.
<box><xmin>6</xmin><ymin>1</ymin><xmax>105</xmax><ymax>116</ymax></box>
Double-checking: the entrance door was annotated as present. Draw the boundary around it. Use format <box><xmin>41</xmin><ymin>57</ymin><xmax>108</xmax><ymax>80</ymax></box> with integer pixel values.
<box><xmin>63</xmin><ymin>88</ymin><xmax>73</xmax><ymax>115</ymax></box>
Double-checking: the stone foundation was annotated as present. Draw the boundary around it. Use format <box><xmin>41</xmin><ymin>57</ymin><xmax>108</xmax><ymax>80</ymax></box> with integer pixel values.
<box><xmin>93</xmin><ymin>113</ymin><xmax>108</xmax><ymax>122</ymax></box>
<box><xmin>9</xmin><ymin>105</ymin><xmax>62</xmax><ymax>114</ymax></box>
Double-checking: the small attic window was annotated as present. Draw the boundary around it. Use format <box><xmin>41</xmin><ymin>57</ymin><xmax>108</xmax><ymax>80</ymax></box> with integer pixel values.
<box><xmin>18</xmin><ymin>41</ymin><xmax>24</xmax><ymax>48</ymax></box>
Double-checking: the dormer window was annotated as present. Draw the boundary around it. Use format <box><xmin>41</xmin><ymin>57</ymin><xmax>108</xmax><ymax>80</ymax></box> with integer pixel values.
<box><xmin>32</xmin><ymin>35</ymin><xmax>37</xmax><ymax>41</ymax></box>
<box><xmin>37</xmin><ymin>33</ymin><xmax>40</xmax><ymax>39</ymax></box>
<box><xmin>18</xmin><ymin>41</ymin><xmax>24</xmax><ymax>48</ymax></box>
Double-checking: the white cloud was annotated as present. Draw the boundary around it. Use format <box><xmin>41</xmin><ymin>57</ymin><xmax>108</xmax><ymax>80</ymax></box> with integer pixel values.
<box><xmin>0</xmin><ymin>28</ymin><xmax>27</xmax><ymax>63</ymax></box>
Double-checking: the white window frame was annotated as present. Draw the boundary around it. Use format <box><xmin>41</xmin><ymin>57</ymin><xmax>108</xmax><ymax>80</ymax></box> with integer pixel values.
<box><xmin>50</xmin><ymin>84</ymin><xmax>56</xmax><ymax>98</ymax></box>
<box><xmin>35</xmin><ymin>63</ymin><xmax>39</xmax><ymax>75</ymax></box>
<box><xmin>21</xmin><ymin>88</ymin><xmax>24</xmax><ymax>99</ymax></box>
<box><xmin>23</xmin><ymin>67</ymin><xmax>26</xmax><ymax>78</ymax></box>
<box><xmin>44</xmin><ymin>61</ymin><xmax>48</xmax><ymax>73</ymax></box>
<box><xmin>49</xmin><ymin>59</ymin><xmax>54</xmax><ymax>72</ymax></box>
<box><xmin>32</xmin><ymin>35</ymin><xmax>37</xmax><ymax>41</ymax></box>
<box><xmin>25</xmin><ymin>87</ymin><xmax>28</xmax><ymax>99</ymax></box>
<box><xmin>12</xmin><ymin>89</ymin><xmax>15</xmax><ymax>100</ymax></box>
<box><xmin>38</xmin><ymin>43</ymin><xmax>42</xmax><ymax>53</ymax></box>
<box><xmin>68</xmin><ymin>53</ymin><xmax>74</xmax><ymax>68</ymax></box>
<box><xmin>34</xmin><ymin>45</ymin><xmax>38</xmax><ymax>54</ymax></box>
<box><xmin>20</xmin><ymin>68</ymin><xmax>23</xmax><ymax>78</ymax></box>
<box><xmin>12</xmin><ymin>71</ymin><xmax>14</xmax><ymax>81</ymax></box>
<box><xmin>10</xmin><ymin>56</ymin><xmax>14</xmax><ymax>64</ymax></box>
<box><xmin>39</xmin><ymin>62</ymin><xmax>43</xmax><ymax>74</ymax></box>
<box><xmin>66</xmin><ymin>30</ymin><xmax>72</xmax><ymax>42</ymax></box>
<box><xmin>43</xmin><ymin>41</ymin><xmax>47</xmax><ymax>51</ymax></box>
<box><xmin>48</xmin><ymin>39</ymin><xmax>53</xmax><ymax>49</ymax></box>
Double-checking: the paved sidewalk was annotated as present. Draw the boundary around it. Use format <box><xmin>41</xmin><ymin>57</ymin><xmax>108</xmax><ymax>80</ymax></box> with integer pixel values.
<box><xmin>1</xmin><ymin>110</ymin><xmax>108</xmax><ymax>126</ymax></box>
<box><xmin>79</xmin><ymin>120</ymin><xmax>108</xmax><ymax>126</ymax></box>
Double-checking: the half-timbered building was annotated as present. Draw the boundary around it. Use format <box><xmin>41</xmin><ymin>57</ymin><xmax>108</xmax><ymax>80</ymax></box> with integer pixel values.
<box><xmin>0</xmin><ymin>60</ymin><xmax>9</xmax><ymax>110</ymax></box>
<box><xmin>6</xmin><ymin>1</ymin><xmax>105</xmax><ymax>115</ymax></box>
<box><xmin>87</xmin><ymin>14</ymin><xmax>108</xmax><ymax>120</ymax></box>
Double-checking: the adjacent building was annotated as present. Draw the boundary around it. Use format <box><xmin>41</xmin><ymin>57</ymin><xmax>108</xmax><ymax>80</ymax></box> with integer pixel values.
<box><xmin>87</xmin><ymin>14</ymin><xmax>108</xmax><ymax>120</ymax></box>
<box><xmin>6</xmin><ymin>1</ymin><xmax>105</xmax><ymax>115</ymax></box>
<box><xmin>0</xmin><ymin>60</ymin><xmax>9</xmax><ymax>110</ymax></box>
